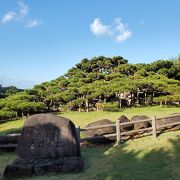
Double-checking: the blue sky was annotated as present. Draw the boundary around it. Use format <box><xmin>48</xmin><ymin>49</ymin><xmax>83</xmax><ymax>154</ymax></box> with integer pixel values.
<box><xmin>0</xmin><ymin>0</ymin><xmax>180</xmax><ymax>88</ymax></box>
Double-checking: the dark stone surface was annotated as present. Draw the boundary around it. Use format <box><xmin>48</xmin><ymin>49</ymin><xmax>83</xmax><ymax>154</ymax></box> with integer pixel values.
<box><xmin>84</xmin><ymin>119</ymin><xmax>115</xmax><ymax>137</ymax></box>
<box><xmin>83</xmin><ymin>119</ymin><xmax>115</xmax><ymax>143</ymax></box>
<box><xmin>131</xmin><ymin>115</ymin><xmax>151</xmax><ymax>130</ymax></box>
<box><xmin>155</xmin><ymin>114</ymin><xmax>180</xmax><ymax>130</ymax></box>
<box><xmin>0</xmin><ymin>134</ymin><xmax>20</xmax><ymax>144</ymax></box>
<box><xmin>3</xmin><ymin>113</ymin><xmax>83</xmax><ymax>179</ymax></box>
<box><xmin>17</xmin><ymin>114</ymin><xmax>80</xmax><ymax>160</ymax></box>
<box><xmin>4</xmin><ymin>157</ymin><xmax>84</xmax><ymax>179</ymax></box>
<box><xmin>165</xmin><ymin>113</ymin><xmax>180</xmax><ymax>130</ymax></box>
<box><xmin>33</xmin><ymin>157</ymin><xmax>84</xmax><ymax>175</ymax></box>
<box><xmin>117</xmin><ymin>115</ymin><xmax>133</xmax><ymax>132</ymax></box>
<box><xmin>156</xmin><ymin>119</ymin><xmax>166</xmax><ymax>129</ymax></box>
<box><xmin>4</xmin><ymin>160</ymin><xmax>34</xmax><ymax>179</ymax></box>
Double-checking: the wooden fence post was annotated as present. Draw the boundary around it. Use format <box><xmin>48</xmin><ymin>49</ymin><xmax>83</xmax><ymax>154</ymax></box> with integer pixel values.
<box><xmin>115</xmin><ymin>119</ymin><xmax>121</xmax><ymax>146</ymax></box>
<box><xmin>152</xmin><ymin>116</ymin><xmax>157</xmax><ymax>138</ymax></box>
<box><xmin>76</xmin><ymin>126</ymin><xmax>80</xmax><ymax>144</ymax></box>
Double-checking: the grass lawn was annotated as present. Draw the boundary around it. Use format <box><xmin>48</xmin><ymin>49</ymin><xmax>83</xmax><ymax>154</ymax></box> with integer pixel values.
<box><xmin>0</xmin><ymin>106</ymin><xmax>179</xmax><ymax>134</ymax></box>
<box><xmin>0</xmin><ymin>130</ymin><xmax>180</xmax><ymax>180</ymax></box>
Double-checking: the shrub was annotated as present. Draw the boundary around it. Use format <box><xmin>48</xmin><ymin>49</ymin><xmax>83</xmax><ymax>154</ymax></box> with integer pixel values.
<box><xmin>96</xmin><ymin>102</ymin><xmax>122</xmax><ymax>112</ymax></box>
<box><xmin>0</xmin><ymin>109</ymin><xmax>16</xmax><ymax>120</ymax></box>
<box><xmin>58</xmin><ymin>105</ymin><xmax>69</xmax><ymax>112</ymax></box>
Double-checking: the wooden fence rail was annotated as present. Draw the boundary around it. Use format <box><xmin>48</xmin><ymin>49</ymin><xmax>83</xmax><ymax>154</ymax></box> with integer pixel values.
<box><xmin>0</xmin><ymin>114</ymin><xmax>180</xmax><ymax>150</ymax></box>
<box><xmin>80</xmin><ymin>113</ymin><xmax>180</xmax><ymax>145</ymax></box>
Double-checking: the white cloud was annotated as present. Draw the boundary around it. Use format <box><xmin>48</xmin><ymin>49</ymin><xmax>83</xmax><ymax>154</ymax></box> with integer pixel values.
<box><xmin>116</xmin><ymin>31</ymin><xmax>132</xmax><ymax>42</ymax></box>
<box><xmin>27</xmin><ymin>19</ymin><xmax>42</xmax><ymax>28</ymax></box>
<box><xmin>18</xmin><ymin>1</ymin><xmax>29</xmax><ymax>17</ymax></box>
<box><xmin>1</xmin><ymin>11</ymin><xmax>16</xmax><ymax>23</ymax></box>
<box><xmin>90</xmin><ymin>18</ymin><xmax>111</xmax><ymax>36</ymax></box>
<box><xmin>114</xmin><ymin>18</ymin><xmax>132</xmax><ymax>43</ymax></box>
<box><xmin>0</xmin><ymin>1</ymin><xmax>42</xmax><ymax>28</ymax></box>
<box><xmin>90</xmin><ymin>17</ymin><xmax>132</xmax><ymax>43</ymax></box>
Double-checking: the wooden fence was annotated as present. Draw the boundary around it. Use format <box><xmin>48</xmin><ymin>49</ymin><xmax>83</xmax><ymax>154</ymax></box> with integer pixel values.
<box><xmin>0</xmin><ymin>133</ymin><xmax>20</xmax><ymax>149</ymax></box>
<box><xmin>79</xmin><ymin>113</ymin><xmax>180</xmax><ymax>146</ymax></box>
<box><xmin>0</xmin><ymin>114</ymin><xmax>180</xmax><ymax>150</ymax></box>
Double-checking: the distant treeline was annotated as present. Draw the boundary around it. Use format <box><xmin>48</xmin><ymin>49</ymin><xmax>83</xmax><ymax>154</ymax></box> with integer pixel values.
<box><xmin>0</xmin><ymin>55</ymin><xmax>180</xmax><ymax>120</ymax></box>
<box><xmin>0</xmin><ymin>85</ymin><xmax>23</xmax><ymax>98</ymax></box>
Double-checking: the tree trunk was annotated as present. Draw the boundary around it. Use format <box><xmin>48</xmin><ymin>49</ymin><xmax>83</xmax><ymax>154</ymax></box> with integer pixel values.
<box><xmin>152</xmin><ymin>93</ymin><xmax>154</xmax><ymax>104</ymax></box>
<box><xmin>98</xmin><ymin>95</ymin><xmax>102</xmax><ymax>103</ymax></box>
<box><xmin>137</xmin><ymin>91</ymin><xmax>139</xmax><ymax>105</ymax></box>
<box><xmin>96</xmin><ymin>105</ymin><xmax>99</xmax><ymax>111</ymax></box>
<box><xmin>119</xmin><ymin>98</ymin><xmax>122</xmax><ymax>108</ymax></box>
<box><xmin>129</xmin><ymin>92</ymin><xmax>132</xmax><ymax>107</ymax></box>
<box><xmin>85</xmin><ymin>100</ymin><xmax>89</xmax><ymax>112</ymax></box>
<box><xmin>145</xmin><ymin>92</ymin><xmax>147</xmax><ymax>105</ymax></box>
<box><xmin>131</xmin><ymin>92</ymin><xmax>135</xmax><ymax>106</ymax></box>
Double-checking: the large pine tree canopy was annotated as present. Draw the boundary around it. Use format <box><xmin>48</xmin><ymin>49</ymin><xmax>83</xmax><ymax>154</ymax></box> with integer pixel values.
<box><xmin>0</xmin><ymin>56</ymin><xmax>180</xmax><ymax>119</ymax></box>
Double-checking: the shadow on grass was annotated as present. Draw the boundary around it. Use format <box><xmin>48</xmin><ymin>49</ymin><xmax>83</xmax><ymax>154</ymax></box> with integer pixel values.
<box><xmin>0</xmin><ymin>127</ymin><xmax>22</xmax><ymax>135</ymax></box>
<box><xmin>0</xmin><ymin>118</ymin><xmax>23</xmax><ymax>124</ymax></box>
<box><xmin>0</xmin><ymin>132</ymin><xmax>180</xmax><ymax>180</ymax></box>
<box><xmin>81</xmin><ymin>133</ymin><xmax>180</xmax><ymax>180</ymax></box>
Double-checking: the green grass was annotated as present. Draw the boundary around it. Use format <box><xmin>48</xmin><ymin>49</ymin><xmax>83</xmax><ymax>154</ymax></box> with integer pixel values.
<box><xmin>0</xmin><ymin>106</ymin><xmax>179</xmax><ymax>179</ymax></box>
<box><xmin>0</xmin><ymin>118</ymin><xmax>24</xmax><ymax>135</ymax></box>
<box><xmin>0</xmin><ymin>106</ymin><xmax>179</xmax><ymax>134</ymax></box>
<box><xmin>60</xmin><ymin>106</ymin><xmax>180</xmax><ymax>127</ymax></box>
<box><xmin>0</xmin><ymin>130</ymin><xmax>180</xmax><ymax>180</ymax></box>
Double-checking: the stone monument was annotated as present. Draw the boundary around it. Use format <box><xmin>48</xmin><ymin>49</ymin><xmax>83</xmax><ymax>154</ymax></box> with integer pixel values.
<box><xmin>3</xmin><ymin>114</ymin><xmax>83</xmax><ymax>179</ymax></box>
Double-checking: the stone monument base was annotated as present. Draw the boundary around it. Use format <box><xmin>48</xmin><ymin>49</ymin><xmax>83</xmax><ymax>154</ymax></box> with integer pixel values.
<box><xmin>4</xmin><ymin>157</ymin><xmax>84</xmax><ymax>179</ymax></box>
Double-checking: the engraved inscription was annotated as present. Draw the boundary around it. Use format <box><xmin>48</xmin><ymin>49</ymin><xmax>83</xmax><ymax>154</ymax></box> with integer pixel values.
<box><xmin>30</xmin><ymin>131</ymin><xmax>64</xmax><ymax>151</ymax></box>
